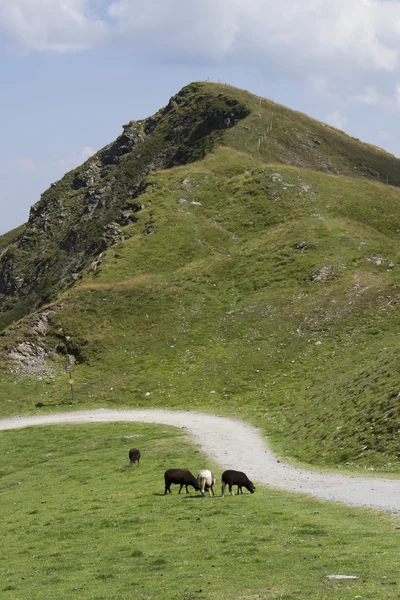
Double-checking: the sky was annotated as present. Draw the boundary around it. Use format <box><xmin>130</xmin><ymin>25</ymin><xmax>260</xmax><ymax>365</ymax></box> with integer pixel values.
<box><xmin>2</xmin><ymin>0</ymin><xmax>400</xmax><ymax>234</ymax></box>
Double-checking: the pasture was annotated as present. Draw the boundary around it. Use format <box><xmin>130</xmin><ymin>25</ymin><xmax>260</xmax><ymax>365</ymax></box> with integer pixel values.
<box><xmin>1</xmin><ymin>421</ymin><xmax>399</xmax><ymax>599</ymax></box>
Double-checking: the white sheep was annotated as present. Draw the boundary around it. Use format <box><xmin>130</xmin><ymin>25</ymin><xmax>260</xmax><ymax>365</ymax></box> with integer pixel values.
<box><xmin>197</xmin><ymin>469</ymin><xmax>216</xmax><ymax>497</ymax></box>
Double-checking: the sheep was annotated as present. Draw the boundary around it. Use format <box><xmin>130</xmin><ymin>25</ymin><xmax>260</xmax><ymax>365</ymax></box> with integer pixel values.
<box><xmin>197</xmin><ymin>469</ymin><xmax>216</xmax><ymax>497</ymax></box>
<box><xmin>221</xmin><ymin>470</ymin><xmax>255</xmax><ymax>496</ymax></box>
<box><xmin>129</xmin><ymin>448</ymin><xmax>141</xmax><ymax>467</ymax></box>
<box><xmin>164</xmin><ymin>469</ymin><xmax>200</xmax><ymax>494</ymax></box>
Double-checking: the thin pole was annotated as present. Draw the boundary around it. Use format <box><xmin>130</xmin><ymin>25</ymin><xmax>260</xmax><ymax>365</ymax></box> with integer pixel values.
<box><xmin>65</xmin><ymin>360</ymin><xmax>75</xmax><ymax>406</ymax></box>
<box><xmin>69</xmin><ymin>371</ymin><xmax>75</xmax><ymax>405</ymax></box>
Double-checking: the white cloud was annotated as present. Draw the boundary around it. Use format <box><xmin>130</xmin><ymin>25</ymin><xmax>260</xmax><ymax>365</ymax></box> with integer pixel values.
<box><xmin>1</xmin><ymin>0</ymin><xmax>400</xmax><ymax>74</ymax></box>
<box><xmin>107</xmin><ymin>0</ymin><xmax>238</xmax><ymax>60</ymax></box>
<box><xmin>351</xmin><ymin>87</ymin><xmax>382</xmax><ymax>106</ymax></box>
<box><xmin>2</xmin><ymin>0</ymin><xmax>400</xmax><ymax>109</ymax></box>
<box><xmin>56</xmin><ymin>146</ymin><xmax>95</xmax><ymax>171</ymax></box>
<box><xmin>0</xmin><ymin>0</ymin><xmax>107</xmax><ymax>53</ymax></box>
<box><xmin>104</xmin><ymin>0</ymin><xmax>400</xmax><ymax>73</ymax></box>
<box><xmin>325</xmin><ymin>111</ymin><xmax>347</xmax><ymax>130</ymax></box>
<box><xmin>349</xmin><ymin>85</ymin><xmax>399</xmax><ymax>110</ymax></box>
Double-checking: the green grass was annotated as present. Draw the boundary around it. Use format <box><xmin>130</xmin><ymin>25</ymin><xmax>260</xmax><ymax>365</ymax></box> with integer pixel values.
<box><xmin>0</xmin><ymin>83</ymin><xmax>251</xmax><ymax>331</ymax></box>
<box><xmin>1</xmin><ymin>80</ymin><xmax>400</xmax><ymax>475</ymax></box>
<box><xmin>3</xmin><ymin>79</ymin><xmax>400</xmax><ymax>329</ymax></box>
<box><xmin>2</xmin><ymin>80</ymin><xmax>400</xmax><ymax>600</ymax></box>
<box><xmin>1</xmin><ymin>148</ymin><xmax>400</xmax><ymax>473</ymax></box>
<box><xmin>1</xmin><ymin>422</ymin><xmax>399</xmax><ymax>599</ymax></box>
<box><xmin>0</xmin><ymin>224</ymin><xmax>25</xmax><ymax>251</ymax></box>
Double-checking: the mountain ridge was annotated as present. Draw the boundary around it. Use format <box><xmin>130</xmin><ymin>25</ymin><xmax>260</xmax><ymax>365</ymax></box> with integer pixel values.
<box><xmin>2</xmin><ymin>81</ymin><xmax>400</xmax><ymax>331</ymax></box>
<box><xmin>0</xmin><ymin>82</ymin><xmax>250</xmax><ymax>329</ymax></box>
<box><xmin>1</xmin><ymin>81</ymin><xmax>400</xmax><ymax>472</ymax></box>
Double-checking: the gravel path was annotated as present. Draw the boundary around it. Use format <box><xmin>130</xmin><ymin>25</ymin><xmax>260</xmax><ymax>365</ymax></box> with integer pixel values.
<box><xmin>1</xmin><ymin>408</ymin><xmax>399</xmax><ymax>513</ymax></box>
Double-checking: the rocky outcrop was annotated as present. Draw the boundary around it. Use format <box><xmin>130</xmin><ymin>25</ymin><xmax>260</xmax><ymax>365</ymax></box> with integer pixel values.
<box><xmin>0</xmin><ymin>84</ymin><xmax>251</xmax><ymax>332</ymax></box>
<box><xmin>6</xmin><ymin>306</ymin><xmax>63</xmax><ymax>376</ymax></box>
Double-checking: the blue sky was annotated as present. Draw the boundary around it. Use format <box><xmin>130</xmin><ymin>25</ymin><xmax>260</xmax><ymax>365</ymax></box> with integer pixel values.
<box><xmin>2</xmin><ymin>0</ymin><xmax>400</xmax><ymax>234</ymax></box>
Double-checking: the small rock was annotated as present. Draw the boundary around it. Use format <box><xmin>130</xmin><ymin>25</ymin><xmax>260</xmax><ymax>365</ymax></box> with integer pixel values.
<box><xmin>182</xmin><ymin>177</ymin><xmax>193</xmax><ymax>191</ymax></box>
<box><xmin>367</xmin><ymin>256</ymin><xmax>384</xmax><ymax>266</ymax></box>
<box><xmin>295</xmin><ymin>240</ymin><xmax>309</xmax><ymax>251</ymax></box>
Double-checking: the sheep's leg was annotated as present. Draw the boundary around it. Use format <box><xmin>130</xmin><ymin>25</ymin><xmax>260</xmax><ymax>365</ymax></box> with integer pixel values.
<box><xmin>164</xmin><ymin>484</ymin><xmax>170</xmax><ymax>494</ymax></box>
<box><xmin>185</xmin><ymin>485</ymin><xmax>190</xmax><ymax>493</ymax></box>
<box><xmin>179</xmin><ymin>484</ymin><xmax>184</xmax><ymax>494</ymax></box>
<box><xmin>229</xmin><ymin>484</ymin><xmax>235</xmax><ymax>497</ymax></box>
<box><xmin>221</xmin><ymin>482</ymin><xmax>226</xmax><ymax>497</ymax></box>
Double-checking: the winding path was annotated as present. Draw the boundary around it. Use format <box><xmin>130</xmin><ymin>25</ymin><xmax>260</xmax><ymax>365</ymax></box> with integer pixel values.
<box><xmin>1</xmin><ymin>408</ymin><xmax>399</xmax><ymax>513</ymax></box>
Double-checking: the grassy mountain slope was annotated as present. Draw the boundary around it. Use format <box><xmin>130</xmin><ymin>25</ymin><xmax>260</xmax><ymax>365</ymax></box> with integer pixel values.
<box><xmin>1</xmin><ymin>82</ymin><xmax>400</xmax><ymax>472</ymax></box>
<box><xmin>0</xmin><ymin>83</ymin><xmax>250</xmax><ymax>330</ymax></box>
<box><xmin>1</xmin><ymin>82</ymin><xmax>400</xmax><ymax>330</ymax></box>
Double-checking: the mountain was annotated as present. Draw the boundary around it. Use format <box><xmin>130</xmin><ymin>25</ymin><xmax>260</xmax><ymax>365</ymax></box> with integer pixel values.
<box><xmin>1</xmin><ymin>81</ymin><xmax>399</xmax><ymax>472</ymax></box>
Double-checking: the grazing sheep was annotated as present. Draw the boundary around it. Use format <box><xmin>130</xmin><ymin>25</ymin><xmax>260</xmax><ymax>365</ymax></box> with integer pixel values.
<box><xmin>197</xmin><ymin>469</ymin><xmax>216</xmax><ymax>497</ymax></box>
<box><xmin>129</xmin><ymin>448</ymin><xmax>141</xmax><ymax>467</ymax></box>
<box><xmin>221</xmin><ymin>470</ymin><xmax>255</xmax><ymax>496</ymax></box>
<box><xmin>164</xmin><ymin>469</ymin><xmax>200</xmax><ymax>494</ymax></box>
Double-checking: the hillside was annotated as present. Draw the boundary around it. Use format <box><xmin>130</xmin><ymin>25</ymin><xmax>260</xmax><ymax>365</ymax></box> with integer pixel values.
<box><xmin>0</xmin><ymin>82</ymin><xmax>400</xmax><ymax>472</ymax></box>
<box><xmin>2</xmin><ymin>82</ymin><xmax>400</xmax><ymax>330</ymax></box>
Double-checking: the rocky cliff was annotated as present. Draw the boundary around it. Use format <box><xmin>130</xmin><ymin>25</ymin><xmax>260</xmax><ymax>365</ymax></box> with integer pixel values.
<box><xmin>0</xmin><ymin>83</ymin><xmax>250</xmax><ymax>331</ymax></box>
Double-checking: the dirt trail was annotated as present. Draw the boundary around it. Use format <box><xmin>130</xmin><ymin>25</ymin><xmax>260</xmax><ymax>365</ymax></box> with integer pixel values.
<box><xmin>1</xmin><ymin>408</ymin><xmax>399</xmax><ymax>513</ymax></box>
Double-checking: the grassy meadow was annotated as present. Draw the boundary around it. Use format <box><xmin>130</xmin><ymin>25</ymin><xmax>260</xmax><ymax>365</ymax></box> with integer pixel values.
<box><xmin>1</xmin><ymin>147</ymin><xmax>399</xmax><ymax>472</ymax></box>
<box><xmin>1</xmin><ymin>82</ymin><xmax>400</xmax><ymax>599</ymax></box>
<box><xmin>1</xmin><ymin>422</ymin><xmax>399</xmax><ymax>600</ymax></box>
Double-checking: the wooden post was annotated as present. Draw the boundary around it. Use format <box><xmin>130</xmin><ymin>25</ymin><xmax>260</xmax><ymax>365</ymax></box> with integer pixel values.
<box><xmin>65</xmin><ymin>362</ymin><xmax>75</xmax><ymax>406</ymax></box>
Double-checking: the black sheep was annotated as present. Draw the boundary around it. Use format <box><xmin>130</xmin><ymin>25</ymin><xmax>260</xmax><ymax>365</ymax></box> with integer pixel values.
<box><xmin>129</xmin><ymin>448</ymin><xmax>141</xmax><ymax>467</ymax></box>
<box><xmin>164</xmin><ymin>468</ymin><xmax>200</xmax><ymax>494</ymax></box>
<box><xmin>221</xmin><ymin>470</ymin><xmax>255</xmax><ymax>496</ymax></box>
